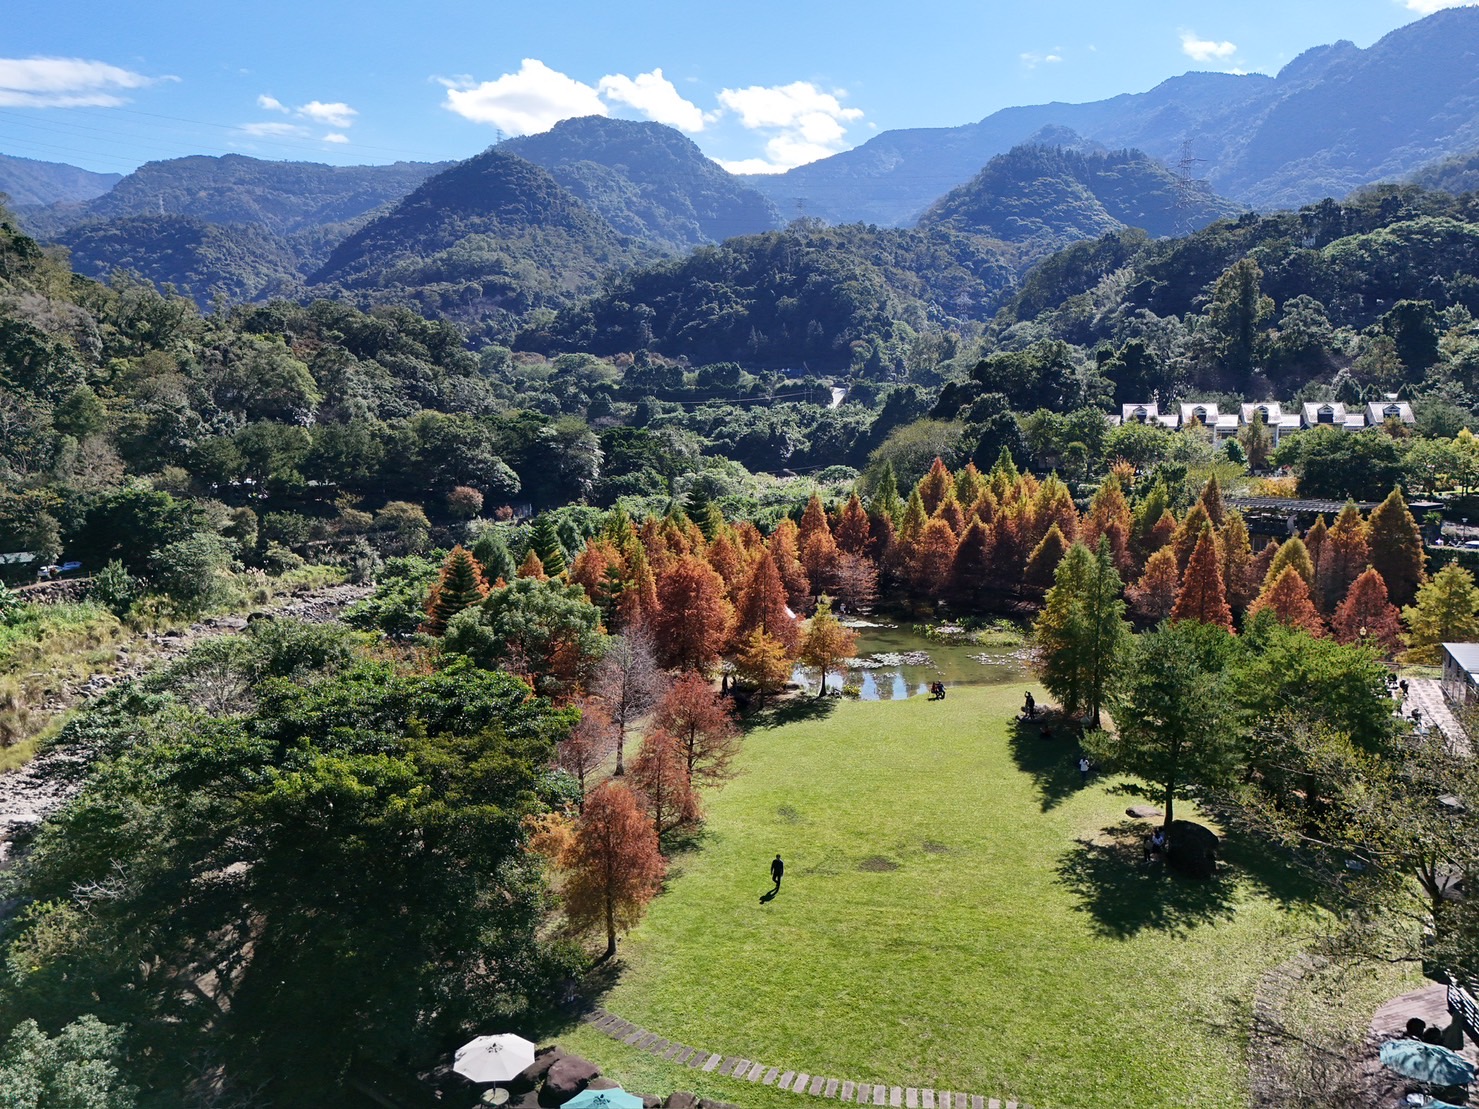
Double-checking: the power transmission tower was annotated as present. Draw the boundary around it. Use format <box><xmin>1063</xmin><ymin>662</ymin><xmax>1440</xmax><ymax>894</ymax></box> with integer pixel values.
<box><xmin>1172</xmin><ymin>139</ymin><xmax>1207</xmax><ymax>236</ymax></box>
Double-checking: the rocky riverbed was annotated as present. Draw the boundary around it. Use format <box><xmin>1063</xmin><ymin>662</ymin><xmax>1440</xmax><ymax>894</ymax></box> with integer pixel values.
<box><xmin>0</xmin><ymin>581</ymin><xmax>371</xmax><ymax>867</ymax></box>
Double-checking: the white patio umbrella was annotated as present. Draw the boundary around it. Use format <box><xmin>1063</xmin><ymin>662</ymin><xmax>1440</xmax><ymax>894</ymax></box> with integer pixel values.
<box><xmin>453</xmin><ymin>1033</ymin><xmax>537</xmax><ymax>1085</ymax></box>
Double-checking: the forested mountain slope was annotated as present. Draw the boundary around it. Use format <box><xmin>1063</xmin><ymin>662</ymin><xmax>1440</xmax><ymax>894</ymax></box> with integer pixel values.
<box><xmin>919</xmin><ymin>143</ymin><xmax>1241</xmax><ymax>249</ymax></box>
<box><xmin>517</xmin><ymin>222</ymin><xmax>1020</xmax><ymax>371</ymax></box>
<box><xmin>501</xmin><ymin>116</ymin><xmax>784</xmax><ymax>250</ymax></box>
<box><xmin>307</xmin><ymin>148</ymin><xmax>647</xmax><ymax>342</ymax></box>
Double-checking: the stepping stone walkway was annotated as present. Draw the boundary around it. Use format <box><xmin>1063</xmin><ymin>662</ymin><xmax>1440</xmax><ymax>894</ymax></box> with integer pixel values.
<box><xmin>581</xmin><ymin>1008</ymin><xmax>1029</xmax><ymax>1109</ymax></box>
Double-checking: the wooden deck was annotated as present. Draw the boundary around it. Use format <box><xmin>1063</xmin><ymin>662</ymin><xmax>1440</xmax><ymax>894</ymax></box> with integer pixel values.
<box><xmin>1371</xmin><ymin>982</ymin><xmax>1474</xmax><ymax>1055</ymax></box>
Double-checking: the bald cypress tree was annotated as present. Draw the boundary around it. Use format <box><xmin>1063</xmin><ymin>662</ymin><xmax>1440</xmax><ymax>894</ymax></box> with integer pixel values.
<box><xmin>1171</xmin><ymin>526</ymin><xmax>1233</xmax><ymax>631</ymax></box>
<box><xmin>1248</xmin><ymin>566</ymin><xmax>1326</xmax><ymax>637</ymax></box>
<box><xmin>1034</xmin><ymin>539</ymin><xmax>1129</xmax><ymax>728</ymax></box>
<box><xmin>1331</xmin><ymin>568</ymin><xmax>1404</xmax><ymax>654</ymax></box>
<box><xmin>1368</xmin><ymin>488</ymin><xmax>1426</xmax><ymax>608</ymax></box>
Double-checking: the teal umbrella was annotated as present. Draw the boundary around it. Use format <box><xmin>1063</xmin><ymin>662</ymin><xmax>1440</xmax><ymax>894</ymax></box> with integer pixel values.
<box><xmin>1378</xmin><ymin>1039</ymin><xmax>1476</xmax><ymax>1086</ymax></box>
<box><xmin>563</xmin><ymin>1088</ymin><xmax>643</xmax><ymax>1109</ymax></box>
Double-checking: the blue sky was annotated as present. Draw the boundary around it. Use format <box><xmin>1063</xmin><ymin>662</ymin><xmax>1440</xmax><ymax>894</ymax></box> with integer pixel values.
<box><xmin>1</xmin><ymin>0</ymin><xmax>1472</xmax><ymax>176</ymax></box>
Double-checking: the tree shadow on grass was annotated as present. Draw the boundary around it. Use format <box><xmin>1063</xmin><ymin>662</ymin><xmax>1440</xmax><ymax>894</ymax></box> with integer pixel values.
<box><xmin>1055</xmin><ymin>819</ymin><xmax>1243</xmax><ymax>938</ymax></box>
<box><xmin>742</xmin><ymin>695</ymin><xmax>837</xmax><ymax>732</ymax></box>
<box><xmin>1056</xmin><ymin>817</ymin><xmax>1339</xmax><ymax>938</ymax></box>
<box><xmin>1005</xmin><ymin>712</ymin><xmax>1084</xmax><ymax>811</ymax></box>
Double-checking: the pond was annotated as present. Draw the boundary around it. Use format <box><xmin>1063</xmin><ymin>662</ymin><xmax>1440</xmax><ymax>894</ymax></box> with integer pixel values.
<box><xmin>791</xmin><ymin>621</ymin><xmax>1034</xmax><ymax>701</ymax></box>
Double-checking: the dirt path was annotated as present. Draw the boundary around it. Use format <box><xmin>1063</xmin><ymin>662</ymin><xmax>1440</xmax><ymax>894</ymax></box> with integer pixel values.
<box><xmin>0</xmin><ymin>581</ymin><xmax>371</xmax><ymax>863</ymax></box>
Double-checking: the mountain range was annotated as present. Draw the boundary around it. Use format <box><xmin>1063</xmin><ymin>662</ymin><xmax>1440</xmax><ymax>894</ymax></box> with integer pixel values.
<box><xmin>5</xmin><ymin>6</ymin><xmax>1479</xmax><ymax>343</ymax></box>
<box><xmin>744</xmin><ymin>7</ymin><xmax>1479</xmax><ymax>225</ymax></box>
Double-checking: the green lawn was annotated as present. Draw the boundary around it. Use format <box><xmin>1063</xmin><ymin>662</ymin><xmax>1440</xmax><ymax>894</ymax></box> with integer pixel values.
<box><xmin>556</xmin><ymin>684</ymin><xmax>1330</xmax><ymax>1109</ymax></box>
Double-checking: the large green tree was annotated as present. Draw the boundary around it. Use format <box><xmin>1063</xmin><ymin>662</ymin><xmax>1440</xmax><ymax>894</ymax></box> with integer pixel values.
<box><xmin>1033</xmin><ymin>539</ymin><xmax>1130</xmax><ymax>728</ymax></box>
<box><xmin>1090</xmin><ymin>619</ymin><xmax>1238</xmax><ymax>830</ymax></box>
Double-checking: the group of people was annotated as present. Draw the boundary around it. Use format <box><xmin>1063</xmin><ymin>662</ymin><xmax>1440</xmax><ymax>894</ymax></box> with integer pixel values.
<box><xmin>928</xmin><ymin>681</ymin><xmax>947</xmax><ymax>700</ymax></box>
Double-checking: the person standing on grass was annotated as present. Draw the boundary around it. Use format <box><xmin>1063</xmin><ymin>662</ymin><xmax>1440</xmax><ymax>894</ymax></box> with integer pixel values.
<box><xmin>1078</xmin><ymin>755</ymin><xmax>1091</xmax><ymax>783</ymax></box>
<box><xmin>770</xmin><ymin>854</ymin><xmax>784</xmax><ymax>889</ymax></box>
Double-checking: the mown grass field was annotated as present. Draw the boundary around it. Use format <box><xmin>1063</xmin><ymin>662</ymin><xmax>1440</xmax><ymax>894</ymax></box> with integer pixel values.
<box><xmin>557</xmin><ymin>683</ymin><xmax>1332</xmax><ymax>1109</ymax></box>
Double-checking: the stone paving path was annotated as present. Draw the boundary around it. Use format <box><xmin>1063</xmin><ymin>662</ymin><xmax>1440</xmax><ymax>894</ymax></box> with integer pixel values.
<box><xmin>582</xmin><ymin>1009</ymin><xmax>1029</xmax><ymax>1109</ymax></box>
<box><xmin>1403</xmin><ymin>677</ymin><xmax>1471</xmax><ymax>756</ymax></box>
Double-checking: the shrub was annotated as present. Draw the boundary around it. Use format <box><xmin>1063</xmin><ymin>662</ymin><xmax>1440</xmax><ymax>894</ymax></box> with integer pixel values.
<box><xmin>89</xmin><ymin>560</ymin><xmax>137</xmax><ymax>618</ymax></box>
<box><xmin>148</xmin><ymin>534</ymin><xmax>233</xmax><ymax>614</ymax></box>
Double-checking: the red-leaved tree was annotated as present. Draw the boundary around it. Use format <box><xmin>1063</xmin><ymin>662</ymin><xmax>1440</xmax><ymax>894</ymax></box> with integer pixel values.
<box><xmin>653</xmin><ymin>670</ymin><xmax>740</xmax><ymax>786</ymax></box>
<box><xmin>564</xmin><ymin>782</ymin><xmax>666</xmax><ymax>961</ymax></box>
<box><xmin>630</xmin><ymin>727</ymin><xmax>701</xmax><ymax>841</ymax></box>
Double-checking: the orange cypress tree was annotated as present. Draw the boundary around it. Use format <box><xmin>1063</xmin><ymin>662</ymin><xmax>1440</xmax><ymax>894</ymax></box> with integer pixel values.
<box><xmin>422</xmin><ymin>545</ymin><xmax>490</xmax><ymax>635</ymax></box>
<box><xmin>967</xmin><ymin>488</ymin><xmax>999</xmax><ymax>527</ymax></box>
<box><xmin>768</xmin><ymin>517</ymin><xmax>811</xmax><ymax>610</ymax></box>
<box><xmin>516</xmin><ymin>548</ymin><xmax>548</xmax><ymax>581</ymax></box>
<box><xmin>569</xmin><ymin>537</ymin><xmax>623</xmax><ymax>614</ymax></box>
<box><xmin>947</xmin><ymin>517</ymin><xmax>993</xmax><ymax>610</ymax></box>
<box><xmin>834</xmin><ymin>551</ymin><xmax>880</xmax><ymax>614</ymax></box>
<box><xmin>630</xmin><ymin>726</ymin><xmax>701</xmax><ymax>840</ymax></box>
<box><xmin>1144</xmin><ymin>509</ymin><xmax>1177</xmax><ymax>558</ymax></box>
<box><xmin>1248</xmin><ymin>541</ymin><xmax>1279</xmax><ymax>595</ymax></box>
<box><xmin>653</xmin><ymin>554</ymin><xmax>733</xmax><ymax>671</ymax></box>
<box><xmin>1331</xmin><ymin>567</ymin><xmax>1404</xmax><ymax>653</ymax></box>
<box><xmin>1028</xmin><ymin>475</ymin><xmax>1079</xmax><ymax>550</ymax></box>
<box><xmin>564</xmin><ymin>781</ymin><xmax>666</xmax><ymax>960</ymax></box>
<box><xmin>1219</xmin><ymin>512</ymin><xmax>1258</xmax><ymax>615</ymax></box>
<box><xmin>1023</xmin><ymin>523</ymin><xmax>1071</xmax><ymax>593</ymax></box>
<box><xmin>1316</xmin><ymin>501</ymin><xmax>1370</xmax><ymax>613</ymax></box>
<box><xmin>1172</xmin><ymin>503</ymin><xmax>1214</xmax><ymax>573</ymax></box>
<box><xmin>912</xmin><ymin>517</ymin><xmax>959</xmax><ymax>596</ymax></box>
<box><xmin>798</xmin><ymin>493</ymin><xmax>832</xmax><ymax>550</ymax></box>
<box><xmin>1129</xmin><ymin>546</ymin><xmax>1180</xmax><ymax>622</ymax></box>
<box><xmin>1082</xmin><ymin>472</ymin><xmax>1132</xmax><ymax>550</ymax></box>
<box><xmin>987</xmin><ymin>511</ymin><xmax>1027</xmax><ymax>590</ymax></box>
<box><xmin>733</xmin><ymin>628</ymin><xmax>793</xmax><ymax>706</ymax></box>
<box><xmin>835</xmin><ymin>493</ymin><xmax>872</xmax><ymax>555</ymax></box>
<box><xmin>799</xmin><ymin>597</ymin><xmax>859</xmax><ymax>697</ymax></box>
<box><xmin>1248</xmin><ymin>565</ymin><xmax>1326</xmax><ymax>637</ymax></box>
<box><xmin>615</xmin><ymin>546</ymin><xmax>660</xmax><ymax>634</ymax></box>
<box><xmin>732</xmin><ymin>549</ymin><xmax>800</xmax><ymax>653</ymax></box>
<box><xmin>1171</xmin><ymin>526</ymin><xmax>1233</xmax><ymax>630</ymax></box>
<box><xmin>916</xmin><ymin>458</ymin><xmax>955</xmax><ymax>515</ymax></box>
<box><xmin>933</xmin><ymin>496</ymin><xmax>967</xmax><ymax>538</ymax></box>
<box><xmin>1197</xmin><ymin>474</ymin><xmax>1227</xmax><ymax>527</ymax></box>
<box><xmin>1304</xmin><ymin>515</ymin><xmax>1328</xmax><ymax>576</ymax></box>
<box><xmin>801</xmin><ymin>527</ymin><xmax>842</xmax><ymax>597</ymax></box>
<box><xmin>1367</xmin><ymin>487</ymin><xmax>1426</xmax><ymax>608</ymax></box>
<box><xmin>706</xmin><ymin>528</ymin><xmax>746</xmax><ymax>593</ymax></box>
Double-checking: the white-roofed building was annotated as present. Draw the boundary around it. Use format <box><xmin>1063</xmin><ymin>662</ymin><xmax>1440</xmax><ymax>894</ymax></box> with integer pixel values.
<box><xmin>1301</xmin><ymin>401</ymin><xmax>1364</xmax><ymax>431</ymax></box>
<box><xmin>1442</xmin><ymin>643</ymin><xmax>1479</xmax><ymax>706</ymax></box>
<box><xmin>1367</xmin><ymin>399</ymin><xmax>1416</xmax><ymax>427</ymax></box>
<box><xmin>1120</xmin><ymin>403</ymin><xmax>1179</xmax><ymax>430</ymax></box>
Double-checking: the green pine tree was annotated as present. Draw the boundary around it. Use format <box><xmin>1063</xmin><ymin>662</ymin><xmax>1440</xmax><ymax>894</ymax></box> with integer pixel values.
<box><xmin>471</xmin><ymin>529</ymin><xmax>516</xmax><ymax>584</ymax></box>
<box><xmin>423</xmin><ymin>546</ymin><xmax>490</xmax><ymax>636</ymax></box>
<box><xmin>1033</xmin><ymin>538</ymin><xmax>1130</xmax><ymax>728</ymax></box>
<box><xmin>529</xmin><ymin>515</ymin><xmax>569</xmax><ymax>577</ymax></box>
<box><xmin>870</xmin><ymin>461</ymin><xmax>904</xmax><ymax>525</ymax></box>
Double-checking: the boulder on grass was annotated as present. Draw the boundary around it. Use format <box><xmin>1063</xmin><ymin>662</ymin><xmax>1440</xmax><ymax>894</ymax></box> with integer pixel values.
<box><xmin>665</xmin><ymin>1093</ymin><xmax>699</xmax><ymax>1109</ymax></box>
<box><xmin>1167</xmin><ymin>819</ymin><xmax>1219</xmax><ymax>879</ymax></box>
<box><xmin>512</xmin><ymin>1047</ymin><xmax>564</xmax><ymax>1094</ymax></box>
<box><xmin>641</xmin><ymin>1098</ymin><xmax>661</xmax><ymax>1109</ymax></box>
<box><xmin>541</xmin><ymin>1055</ymin><xmax>600</xmax><ymax>1106</ymax></box>
<box><xmin>587</xmin><ymin>1078</ymin><xmax>622</xmax><ymax>1091</ymax></box>
<box><xmin>1126</xmin><ymin>805</ymin><xmax>1162</xmax><ymax>820</ymax></box>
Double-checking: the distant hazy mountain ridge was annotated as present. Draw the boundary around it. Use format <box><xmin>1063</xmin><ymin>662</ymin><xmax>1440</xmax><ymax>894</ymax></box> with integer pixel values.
<box><xmin>0</xmin><ymin>153</ymin><xmax>121</xmax><ymax>208</ymax></box>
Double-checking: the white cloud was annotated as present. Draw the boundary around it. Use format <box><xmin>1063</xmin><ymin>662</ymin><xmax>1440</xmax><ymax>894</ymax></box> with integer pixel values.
<box><xmin>441</xmin><ymin>59</ymin><xmax>607</xmax><ymax>134</ymax></box>
<box><xmin>298</xmin><ymin>100</ymin><xmax>357</xmax><ymax>128</ymax></box>
<box><xmin>257</xmin><ymin>94</ymin><xmax>287</xmax><ymax>113</ymax></box>
<box><xmin>0</xmin><ymin>56</ymin><xmax>166</xmax><ymax>108</ymax></box>
<box><xmin>1020</xmin><ymin>51</ymin><xmax>1064</xmax><ymax>69</ymax></box>
<box><xmin>238</xmin><ymin>121</ymin><xmax>309</xmax><ymax>138</ymax></box>
<box><xmin>714</xmin><ymin>81</ymin><xmax>864</xmax><ymax>172</ymax></box>
<box><xmin>322</xmin><ymin>132</ymin><xmax>350</xmax><ymax>144</ymax></box>
<box><xmin>1181</xmin><ymin>32</ymin><xmax>1238</xmax><ymax>62</ymax></box>
<box><xmin>1404</xmin><ymin>0</ymin><xmax>1478</xmax><ymax>11</ymax></box>
<box><xmin>597</xmin><ymin>68</ymin><xmax>707</xmax><ymax>132</ymax></box>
